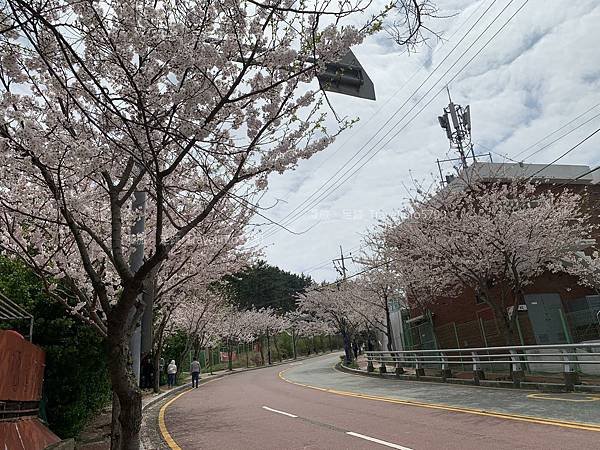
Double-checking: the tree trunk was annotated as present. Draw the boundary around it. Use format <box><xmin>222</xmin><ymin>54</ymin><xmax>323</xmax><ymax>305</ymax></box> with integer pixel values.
<box><xmin>273</xmin><ymin>335</ymin><xmax>282</xmax><ymax>362</ymax></box>
<box><xmin>385</xmin><ymin>300</ymin><xmax>395</xmax><ymax>351</ymax></box>
<box><xmin>107</xmin><ymin>326</ymin><xmax>142</xmax><ymax>450</ymax></box>
<box><xmin>152</xmin><ymin>313</ymin><xmax>170</xmax><ymax>394</ymax></box>
<box><xmin>259</xmin><ymin>338</ymin><xmax>265</xmax><ymax>365</ymax></box>
<box><xmin>491</xmin><ymin>303</ymin><xmax>515</xmax><ymax>346</ymax></box>
<box><xmin>110</xmin><ymin>392</ymin><xmax>121</xmax><ymax>449</ymax></box>
<box><xmin>152</xmin><ymin>347</ymin><xmax>162</xmax><ymax>394</ymax></box>
<box><xmin>193</xmin><ymin>336</ymin><xmax>200</xmax><ymax>360</ymax></box>
<box><xmin>227</xmin><ymin>340</ymin><xmax>233</xmax><ymax>371</ymax></box>
<box><xmin>292</xmin><ymin>330</ymin><xmax>297</xmax><ymax>360</ymax></box>
<box><xmin>342</xmin><ymin>331</ymin><xmax>353</xmax><ymax>365</ymax></box>
<box><xmin>266</xmin><ymin>329</ymin><xmax>272</xmax><ymax>365</ymax></box>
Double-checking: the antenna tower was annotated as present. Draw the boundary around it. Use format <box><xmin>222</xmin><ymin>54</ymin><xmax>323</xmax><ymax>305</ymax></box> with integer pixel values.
<box><xmin>437</xmin><ymin>88</ymin><xmax>474</xmax><ymax>170</ymax></box>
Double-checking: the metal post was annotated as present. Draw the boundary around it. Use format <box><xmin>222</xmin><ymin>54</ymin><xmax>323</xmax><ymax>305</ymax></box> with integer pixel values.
<box><xmin>471</xmin><ymin>351</ymin><xmax>484</xmax><ymax>384</ymax></box>
<box><xmin>395</xmin><ymin>352</ymin><xmax>405</xmax><ymax>376</ymax></box>
<box><xmin>440</xmin><ymin>352</ymin><xmax>452</xmax><ymax>380</ymax></box>
<box><xmin>415</xmin><ymin>353</ymin><xmax>425</xmax><ymax>377</ymax></box>
<box><xmin>562</xmin><ymin>349</ymin><xmax>579</xmax><ymax>390</ymax></box>
<box><xmin>509</xmin><ymin>349</ymin><xmax>524</xmax><ymax>387</ymax></box>
<box><xmin>380</xmin><ymin>354</ymin><xmax>387</xmax><ymax>374</ymax></box>
<box><xmin>367</xmin><ymin>353</ymin><xmax>375</xmax><ymax>372</ymax></box>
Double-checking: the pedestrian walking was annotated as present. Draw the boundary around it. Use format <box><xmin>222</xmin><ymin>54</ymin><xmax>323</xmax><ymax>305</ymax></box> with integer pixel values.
<box><xmin>167</xmin><ymin>360</ymin><xmax>177</xmax><ymax>388</ymax></box>
<box><xmin>191</xmin><ymin>358</ymin><xmax>201</xmax><ymax>388</ymax></box>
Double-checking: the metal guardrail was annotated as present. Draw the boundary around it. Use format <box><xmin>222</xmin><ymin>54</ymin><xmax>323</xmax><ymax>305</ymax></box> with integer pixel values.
<box><xmin>365</xmin><ymin>343</ymin><xmax>600</xmax><ymax>388</ymax></box>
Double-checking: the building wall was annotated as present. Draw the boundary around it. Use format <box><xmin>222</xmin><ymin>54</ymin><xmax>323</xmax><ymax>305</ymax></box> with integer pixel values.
<box><xmin>411</xmin><ymin>273</ymin><xmax>600</xmax><ymax>348</ymax></box>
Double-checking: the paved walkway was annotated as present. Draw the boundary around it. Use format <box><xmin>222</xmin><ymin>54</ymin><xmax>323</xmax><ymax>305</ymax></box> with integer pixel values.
<box><xmin>157</xmin><ymin>353</ymin><xmax>600</xmax><ymax>449</ymax></box>
<box><xmin>284</xmin><ymin>353</ymin><xmax>600</xmax><ymax>426</ymax></box>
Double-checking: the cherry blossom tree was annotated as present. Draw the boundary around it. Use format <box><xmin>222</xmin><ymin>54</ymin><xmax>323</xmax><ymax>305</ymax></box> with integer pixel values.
<box><xmin>298</xmin><ymin>281</ymin><xmax>370</xmax><ymax>364</ymax></box>
<box><xmin>151</xmin><ymin>216</ymin><xmax>252</xmax><ymax>390</ymax></box>
<box><xmin>216</xmin><ymin>305</ymin><xmax>260</xmax><ymax>370</ymax></box>
<box><xmin>285</xmin><ymin>310</ymin><xmax>333</xmax><ymax>358</ymax></box>
<box><xmin>0</xmin><ymin>1</ymin><xmax>433</xmax><ymax>446</ymax></box>
<box><xmin>353</xmin><ymin>240</ymin><xmax>405</xmax><ymax>350</ymax></box>
<box><xmin>381</xmin><ymin>179</ymin><xmax>594</xmax><ymax>344</ymax></box>
<box><xmin>554</xmin><ymin>248</ymin><xmax>600</xmax><ymax>294</ymax></box>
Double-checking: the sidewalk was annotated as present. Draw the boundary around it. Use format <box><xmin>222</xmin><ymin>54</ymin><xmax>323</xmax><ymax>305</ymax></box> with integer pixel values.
<box><xmin>287</xmin><ymin>353</ymin><xmax>600</xmax><ymax>428</ymax></box>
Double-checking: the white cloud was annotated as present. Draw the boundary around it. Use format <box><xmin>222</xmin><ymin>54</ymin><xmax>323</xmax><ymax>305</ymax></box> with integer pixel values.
<box><xmin>255</xmin><ymin>0</ymin><xmax>600</xmax><ymax>281</ymax></box>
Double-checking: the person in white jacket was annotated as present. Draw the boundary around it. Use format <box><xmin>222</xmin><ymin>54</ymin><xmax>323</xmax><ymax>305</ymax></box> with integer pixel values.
<box><xmin>167</xmin><ymin>360</ymin><xmax>177</xmax><ymax>388</ymax></box>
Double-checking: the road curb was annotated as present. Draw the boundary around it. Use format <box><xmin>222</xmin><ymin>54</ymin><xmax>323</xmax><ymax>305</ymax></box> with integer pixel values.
<box><xmin>336</xmin><ymin>363</ymin><xmax>600</xmax><ymax>394</ymax></box>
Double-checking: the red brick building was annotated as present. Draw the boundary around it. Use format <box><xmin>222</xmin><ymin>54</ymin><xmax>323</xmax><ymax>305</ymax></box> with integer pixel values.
<box><xmin>403</xmin><ymin>162</ymin><xmax>600</xmax><ymax>350</ymax></box>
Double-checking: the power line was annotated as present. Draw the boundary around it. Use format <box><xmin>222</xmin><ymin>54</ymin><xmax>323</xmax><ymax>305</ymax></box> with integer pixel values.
<box><xmin>554</xmin><ymin>165</ymin><xmax>600</xmax><ymax>189</ymax></box>
<box><xmin>304</xmin><ymin>256</ymin><xmax>397</xmax><ymax>293</ymax></box>
<box><xmin>264</xmin><ymin>0</ymin><xmax>529</xmax><ymax>239</ymax></box>
<box><xmin>258</xmin><ymin>0</ymin><xmax>505</xmax><ymax>240</ymax></box>
<box><xmin>300</xmin><ymin>245</ymin><xmax>362</xmax><ymax>273</ymax></box>
<box><xmin>475</xmin><ymin>103</ymin><xmax>600</xmax><ymax>164</ymax></box>
<box><xmin>524</xmin><ymin>126</ymin><xmax>600</xmax><ymax>181</ymax></box>
<box><xmin>511</xmin><ymin>103</ymin><xmax>600</xmax><ymax>160</ymax></box>
<box><xmin>306</xmin><ymin>0</ymin><xmax>491</xmax><ymax>175</ymax></box>
<box><xmin>520</xmin><ymin>109</ymin><xmax>600</xmax><ymax>162</ymax></box>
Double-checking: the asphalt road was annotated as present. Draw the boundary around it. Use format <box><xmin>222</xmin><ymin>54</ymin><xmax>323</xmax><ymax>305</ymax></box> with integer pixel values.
<box><xmin>161</xmin><ymin>353</ymin><xmax>600</xmax><ymax>449</ymax></box>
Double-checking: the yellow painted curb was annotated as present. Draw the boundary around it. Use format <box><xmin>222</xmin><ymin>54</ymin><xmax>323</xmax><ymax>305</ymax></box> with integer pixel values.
<box><xmin>278</xmin><ymin>368</ymin><xmax>600</xmax><ymax>433</ymax></box>
<box><xmin>527</xmin><ymin>393</ymin><xmax>600</xmax><ymax>402</ymax></box>
<box><xmin>158</xmin><ymin>378</ymin><xmax>222</xmax><ymax>449</ymax></box>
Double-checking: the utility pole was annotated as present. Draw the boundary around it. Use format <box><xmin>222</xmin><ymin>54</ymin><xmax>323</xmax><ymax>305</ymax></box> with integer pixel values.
<box><xmin>332</xmin><ymin>245</ymin><xmax>349</xmax><ymax>280</ymax></box>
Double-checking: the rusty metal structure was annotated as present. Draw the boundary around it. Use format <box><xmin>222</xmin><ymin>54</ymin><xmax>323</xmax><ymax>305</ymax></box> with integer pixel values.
<box><xmin>0</xmin><ymin>329</ymin><xmax>60</xmax><ymax>449</ymax></box>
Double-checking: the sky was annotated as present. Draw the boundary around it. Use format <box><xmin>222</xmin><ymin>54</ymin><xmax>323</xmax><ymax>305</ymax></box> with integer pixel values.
<box><xmin>252</xmin><ymin>0</ymin><xmax>600</xmax><ymax>282</ymax></box>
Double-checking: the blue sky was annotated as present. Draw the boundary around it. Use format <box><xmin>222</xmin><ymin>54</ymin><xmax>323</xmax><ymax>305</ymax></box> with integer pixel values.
<box><xmin>253</xmin><ymin>0</ymin><xmax>600</xmax><ymax>281</ymax></box>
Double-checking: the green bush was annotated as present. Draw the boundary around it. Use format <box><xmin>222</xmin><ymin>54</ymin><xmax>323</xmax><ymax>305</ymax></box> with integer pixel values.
<box><xmin>0</xmin><ymin>257</ymin><xmax>111</xmax><ymax>438</ymax></box>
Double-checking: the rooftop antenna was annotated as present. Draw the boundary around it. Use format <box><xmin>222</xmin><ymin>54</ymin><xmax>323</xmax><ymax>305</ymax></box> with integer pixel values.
<box><xmin>437</xmin><ymin>87</ymin><xmax>474</xmax><ymax>180</ymax></box>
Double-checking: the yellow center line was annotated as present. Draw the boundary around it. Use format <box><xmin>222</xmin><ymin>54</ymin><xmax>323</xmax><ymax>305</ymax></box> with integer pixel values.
<box><xmin>278</xmin><ymin>368</ymin><xmax>600</xmax><ymax>433</ymax></box>
<box><xmin>158</xmin><ymin>378</ymin><xmax>222</xmax><ymax>449</ymax></box>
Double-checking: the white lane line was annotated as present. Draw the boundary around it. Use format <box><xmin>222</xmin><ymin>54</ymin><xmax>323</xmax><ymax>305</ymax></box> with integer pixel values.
<box><xmin>262</xmin><ymin>405</ymin><xmax>298</xmax><ymax>418</ymax></box>
<box><xmin>346</xmin><ymin>432</ymin><xmax>413</xmax><ymax>450</ymax></box>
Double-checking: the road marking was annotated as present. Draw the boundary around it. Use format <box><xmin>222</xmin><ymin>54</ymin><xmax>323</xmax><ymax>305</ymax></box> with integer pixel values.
<box><xmin>278</xmin><ymin>368</ymin><xmax>600</xmax><ymax>433</ymax></box>
<box><xmin>346</xmin><ymin>432</ymin><xmax>413</xmax><ymax>450</ymax></box>
<box><xmin>159</xmin><ymin>377</ymin><xmax>222</xmax><ymax>449</ymax></box>
<box><xmin>262</xmin><ymin>405</ymin><xmax>298</xmax><ymax>418</ymax></box>
<box><xmin>527</xmin><ymin>393</ymin><xmax>600</xmax><ymax>402</ymax></box>
<box><xmin>263</xmin><ymin>404</ymin><xmax>413</xmax><ymax>448</ymax></box>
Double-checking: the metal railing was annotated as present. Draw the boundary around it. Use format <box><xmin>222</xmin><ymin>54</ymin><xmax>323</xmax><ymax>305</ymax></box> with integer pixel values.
<box><xmin>365</xmin><ymin>343</ymin><xmax>600</xmax><ymax>388</ymax></box>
